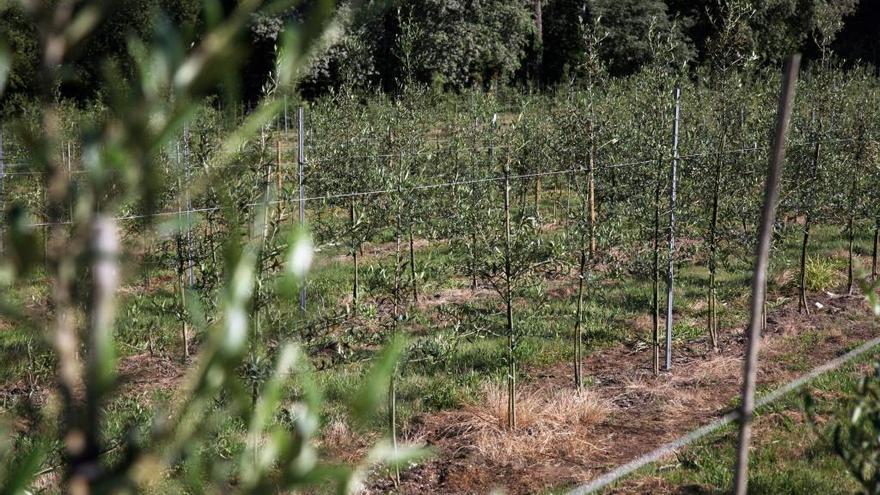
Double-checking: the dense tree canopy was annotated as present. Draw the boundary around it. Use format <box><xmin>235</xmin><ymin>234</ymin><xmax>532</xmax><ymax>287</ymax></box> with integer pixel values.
<box><xmin>0</xmin><ymin>0</ymin><xmax>875</xmax><ymax>108</ymax></box>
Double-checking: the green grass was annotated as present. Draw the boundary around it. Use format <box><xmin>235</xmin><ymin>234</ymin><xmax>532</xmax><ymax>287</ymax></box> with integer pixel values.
<box><xmin>2</xmin><ymin>210</ymin><xmax>878</xmax><ymax>492</ymax></box>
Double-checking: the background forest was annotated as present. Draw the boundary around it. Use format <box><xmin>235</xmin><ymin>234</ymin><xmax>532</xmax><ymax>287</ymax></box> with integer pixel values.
<box><xmin>1</xmin><ymin>0</ymin><xmax>879</xmax><ymax>108</ymax></box>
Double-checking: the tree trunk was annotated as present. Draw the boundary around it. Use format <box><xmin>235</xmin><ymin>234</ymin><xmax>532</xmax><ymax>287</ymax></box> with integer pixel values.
<box><xmin>707</xmin><ymin>137</ymin><xmax>724</xmax><ymax>350</ymax></box>
<box><xmin>574</xmin><ymin>248</ymin><xmax>585</xmax><ymax>389</ymax></box>
<box><xmin>847</xmin><ymin>215</ymin><xmax>855</xmax><ymax>295</ymax></box>
<box><xmin>409</xmin><ymin>224</ymin><xmax>418</xmax><ymax>303</ymax></box>
<box><xmin>588</xmin><ymin>127</ymin><xmax>597</xmax><ymax>258</ymax></box>
<box><xmin>351</xmin><ymin>201</ymin><xmax>359</xmax><ymax>307</ymax></box>
<box><xmin>652</xmin><ymin>157</ymin><xmax>662</xmax><ymax>375</ymax></box>
<box><xmin>395</xmin><ymin>189</ymin><xmax>402</xmax><ymax>319</ymax></box>
<box><xmin>470</xmin><ymin>230</ymin><xmax>477</xmax><ymax>291</ymax></box>
<box><xmin>503</xmin><ymin>159</ymin><xmax>516</xmax><ymax>430</ymax></box>
<box><xmin>388</xmin><ymin>368</ymin><xmax>399</xmax><ymax>486</ymax></box>
<box><xmin>798</xmin><ymin>216</ymin><xmax>811</xmax><ymax>314</ymax></box>
<box><xmin>534</xmin><ymin>176</ymin><xmax>541</xmax><ymax>220</ymax></box>
<box><xmin>175</xmin><ymin>233</ymin><xmax>189</xmax><ymax>361</ymax></box>
<box><xmin>872</xmin><ymin>219</ymin><xmax>879</xmax><ymax>281</ymax></box>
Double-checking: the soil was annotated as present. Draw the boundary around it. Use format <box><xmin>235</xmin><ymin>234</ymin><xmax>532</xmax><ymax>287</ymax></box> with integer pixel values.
<box><xmin>368</xmin><ymin>290</ymin><xmax>878</xmax><ymax>495</ymax></box>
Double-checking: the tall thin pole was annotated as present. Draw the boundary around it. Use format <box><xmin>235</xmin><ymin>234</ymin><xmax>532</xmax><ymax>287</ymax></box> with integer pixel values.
<box><xmin>298</xmin><ymin>107</ymin><xmax>306</xmax><ymax>311</ymax></box>
<box><xmin>733</xmin><ymin>54</ymin><xmax>800</xmax><ymax>495</ymax></box>
<box><xmin>0</xmin><ymin>128</ymin><xmax>5</xmax><ymax>254</ymax></box>
<box><xmin>665</xmin><ymin>84</ymin><xmax>681</xmax><ymax>371</ymax></box>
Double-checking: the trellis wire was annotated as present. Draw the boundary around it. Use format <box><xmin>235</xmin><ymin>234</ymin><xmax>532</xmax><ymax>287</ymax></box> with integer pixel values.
<box><xmin>16</xmin><ymin>137</ymin><xmax>858</xmax><ymax>229</ymax></box>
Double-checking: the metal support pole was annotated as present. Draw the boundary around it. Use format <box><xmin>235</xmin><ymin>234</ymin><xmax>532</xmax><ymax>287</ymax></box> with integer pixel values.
<box><xmin>298</xmin><ymin>107</ymin><xmax>306</xmax><ymax>311</ymax></box>
<box><xmin>665</xmin><ymin>84</ymin><xmax>681</xmax><ymax>371</ymax></box>
<box><xmin>733</xmin><ymin>54</ymin><xmax>800</xmax><ymax>495</ymax></box>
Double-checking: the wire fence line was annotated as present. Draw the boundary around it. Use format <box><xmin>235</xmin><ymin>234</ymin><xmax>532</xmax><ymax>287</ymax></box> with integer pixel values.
<box><xmin>568</xmin><ymin>330</ymin><xmax>880</xmax><ymax>495</ymax></box>
<box><xmin>8</xmin><ymin>136</ymin><xmax>860</xmax><ymax>229</ymax></box>
<box><xmin>12</xmin><ymin>156</ymin><xmax>681</xmax><ymax>228</ymax></box>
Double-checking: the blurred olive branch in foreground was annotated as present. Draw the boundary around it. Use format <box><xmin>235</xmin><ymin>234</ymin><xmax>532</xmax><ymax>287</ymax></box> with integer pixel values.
<box><xmin>0</xmin><ymin>1</ymin><xmax>424</xmax><ymax>493</ymax></box>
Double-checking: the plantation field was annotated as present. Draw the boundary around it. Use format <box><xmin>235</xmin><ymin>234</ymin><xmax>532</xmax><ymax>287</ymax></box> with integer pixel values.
<box><xmin>6</xmin><ymin>0</ymin><xmax>880</xmax><ymax>492</ymax></box>
<box><xmin>3</xmin><ymin>59</ymin><xmax>880</xmax><ymax>494</ymax></box>
<box><xmin>3</xmin><ymin>186</ymin><xmax>880</xmax><ymax>494</ymax></box>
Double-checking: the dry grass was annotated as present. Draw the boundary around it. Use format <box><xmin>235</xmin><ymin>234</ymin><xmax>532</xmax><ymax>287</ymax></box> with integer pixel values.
<box><xmin>615</xmin><ymin>354</ymin><xmax>741</xmax><ymax>418</ymax></box>
<box><xmin>418</xmin><ymin>286</ymin><xmax>493</xmax><ymax>310</ymax></box>
<box><xmin>318</xmin><ymin>418</ymin><xmax>377</xmax><ymax>464</ymax></box>
<box><xmin>427</xmin><ymin>383</ymin><xmax>610</xmax><ymax>465</ymax></box>
<box><xmin>772</xmin><ymin>267</ymin><xmax>797</xmax><ymax>290</ymax></box>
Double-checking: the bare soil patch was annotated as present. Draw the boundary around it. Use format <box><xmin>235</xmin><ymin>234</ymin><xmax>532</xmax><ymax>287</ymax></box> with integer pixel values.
<box><xmin>1</xmin><ymin>352</ymin><xmax>187</xmax><ymax>416</ymax></box>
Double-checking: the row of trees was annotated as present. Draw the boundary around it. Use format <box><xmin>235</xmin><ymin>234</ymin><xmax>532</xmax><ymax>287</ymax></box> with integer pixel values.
<box><xmin>7</xmin><ymin>58</ymin><xmax>875</xmax><ymax>433</ymax></box>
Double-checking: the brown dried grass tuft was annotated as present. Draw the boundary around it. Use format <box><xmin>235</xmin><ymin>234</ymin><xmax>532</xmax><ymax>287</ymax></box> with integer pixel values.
<box><xmin>429</xmin><ymin>383</ymin><xmax>611</xmax><ymax>465</ymax></box>
<box><xmin>616</xmin><ymin>354</ymin><xmax>741</xmax><ymax>418</ymax></box>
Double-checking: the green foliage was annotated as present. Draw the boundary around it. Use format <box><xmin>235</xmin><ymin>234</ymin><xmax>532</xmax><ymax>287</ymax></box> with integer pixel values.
<box><xmin>829</xmin><ymin>363</ymin><xmax>880</xmax><ymax>494</ymax></box>
<box><xmin>0</xmin><ymin>1</ymin><xmax>424</xmax><ymax>493</ymax></box>
<box><xmin>1</xmin><ymin>0</ymin><xmax>875</xmax><ymax>105</ymax></box>
<box><xmin>804</xmin><ymin>256</ymin><xmax>841</xmax><ymax>291</ymax></box>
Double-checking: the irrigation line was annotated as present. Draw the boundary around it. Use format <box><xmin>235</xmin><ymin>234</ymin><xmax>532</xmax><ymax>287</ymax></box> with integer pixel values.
<box><xmin>568</xmin><ymin>330</ymin><xmax>880</xmax><ymax>495</ymax></box>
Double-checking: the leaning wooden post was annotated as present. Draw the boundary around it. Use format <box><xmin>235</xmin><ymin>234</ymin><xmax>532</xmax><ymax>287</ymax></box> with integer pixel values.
<box><xmin>664</xmin><ymin>83</ymin><xmax>681</xmax><ymax>371</ymax></box>
<box><xmin>297</xmin><ymin>107</ymin><xmax>307</xmax><ymax>311</ymax></box>
<box><xmin>733</xmin><ymin>54</ymin><xmax>800</xmax><ymax>495</ymax></box>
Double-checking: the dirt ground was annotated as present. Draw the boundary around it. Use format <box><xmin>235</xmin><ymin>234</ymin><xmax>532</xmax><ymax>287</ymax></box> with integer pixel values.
<box><xmin>2</xmin><ymin>285</ymin><xmax>875</xmax><ymax>495</ymax></box>
<box><xmin>367</xmin><ymin>291</ymin><xmax>877</xmax><ymax>494</ymax></box>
